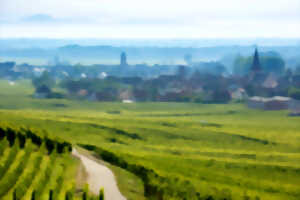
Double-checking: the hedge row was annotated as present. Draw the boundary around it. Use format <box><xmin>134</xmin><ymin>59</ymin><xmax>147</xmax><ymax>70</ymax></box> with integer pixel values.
<box><xmin>14</xmin><ymin>188</ymin><xmax>106</xmax><ymax>200</ymax></box>
<box><xmin>0</xmin><ymin>125</ymin><xmax>72</xmax><ymax>154</ymax></box>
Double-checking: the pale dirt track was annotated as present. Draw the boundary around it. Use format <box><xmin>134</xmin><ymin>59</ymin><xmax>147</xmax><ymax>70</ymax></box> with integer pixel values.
<box><xmin>72</xmin><ymin>148</ymin><xmax>126</xmax><ymax>200</ymax></box>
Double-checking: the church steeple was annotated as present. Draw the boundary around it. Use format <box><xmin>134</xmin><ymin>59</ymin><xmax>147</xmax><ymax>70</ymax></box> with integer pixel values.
<box><xmin>120</xmin><ymin>52</ymin><xmax>127</xmax><ymax>66</ymax></box>
<box><xmin>251</xmin><ymin>48</ymin><xmax>262</xmax><ymax>72</ymax></box>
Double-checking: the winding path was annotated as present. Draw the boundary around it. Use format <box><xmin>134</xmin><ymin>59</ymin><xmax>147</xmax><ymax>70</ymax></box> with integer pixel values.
<box><xmin>72</xmin><ymin>148</ymin><xmax>126</xmax><ymax>200</ymax></box>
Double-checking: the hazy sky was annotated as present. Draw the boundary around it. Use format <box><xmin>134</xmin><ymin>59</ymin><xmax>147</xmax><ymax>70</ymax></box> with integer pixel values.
<box><xmin>0</xmin><ymin>0</ymin><xmax>300</xmax><ymax>38</ymax></box>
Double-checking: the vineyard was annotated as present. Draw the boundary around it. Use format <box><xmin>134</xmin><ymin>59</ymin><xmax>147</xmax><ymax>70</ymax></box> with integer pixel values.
<box><xmin>0</xmin><ymin>125</ymin><xmax>104</xmax><ymax>200</ymax></box>
<box><xmin>0</xmin><ymin>80</ymin><xmax>300</xmax><ymax>200</ymax></box>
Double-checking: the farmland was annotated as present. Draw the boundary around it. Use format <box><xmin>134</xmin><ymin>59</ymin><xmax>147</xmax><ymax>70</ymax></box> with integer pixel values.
<box><xmin>0</xmin><ymin>80</ymin><xmax>300</xmax><ymax>200</ymax></box>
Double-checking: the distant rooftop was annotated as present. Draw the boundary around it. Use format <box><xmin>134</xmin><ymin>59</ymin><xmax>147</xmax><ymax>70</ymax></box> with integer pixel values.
<box><xmin>249</xmin><ymin>96</ymin><xmax>291</xmax><ymax>102</ymax></box>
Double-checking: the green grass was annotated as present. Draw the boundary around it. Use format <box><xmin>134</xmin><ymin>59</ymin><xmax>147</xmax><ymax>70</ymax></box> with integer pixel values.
<box><xmin>0</xmin><ymin>79</ymin><xmax>300</xmax><ymax>199</ymax></box>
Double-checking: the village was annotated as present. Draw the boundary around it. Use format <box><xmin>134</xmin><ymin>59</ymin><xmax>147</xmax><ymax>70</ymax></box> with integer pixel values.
<box><xmin>1</xmin><ymin>48</ymin><xmax>300</xmax><ymax>116</ymax></box>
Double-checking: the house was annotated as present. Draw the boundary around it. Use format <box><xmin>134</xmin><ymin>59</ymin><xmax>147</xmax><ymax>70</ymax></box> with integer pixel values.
<box><xmin>262</xmin><ymin>73</ymin><xmax>278</xmax><ymax>89</ymax></box>
<box><xmin>119</xmin><ymin>90</ymin><xmax>135</xmax><ymax>102</ymax></box>
<box><xmin>228</xmin><ymin>85</ymin><xmax>248</xmax><ymax>100</ymax></box>
<box><xmin>248</xmin><ymin>96</ymin><xmax>291</xmax><ymax>110</ymax></box>
<box><xmin>122</xmin><ymin>99</ymin><xmax>134</xmax><ymax>103</ymax></box>
<box><xmin>231</xmin><ymin>88</ymin><xmax>248</xmax><ymax>100</ymax></box>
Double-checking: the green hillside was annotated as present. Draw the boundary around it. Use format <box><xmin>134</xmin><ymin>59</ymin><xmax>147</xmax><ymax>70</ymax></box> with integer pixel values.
<box><xmin>0</xmin><ymin>80</ymin><xmax>300</xmax><ymax>199</ymax></box>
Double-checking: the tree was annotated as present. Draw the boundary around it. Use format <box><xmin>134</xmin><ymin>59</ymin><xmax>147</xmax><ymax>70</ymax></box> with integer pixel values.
<box><xmin>233</xmin><ymin>56</ymin><xmax>252</xmax><ymax>76</ymax></box>
<box><xmin>233</xmin><ymin>53</ymin><xmax>286</xmax><ymax>76</ymax></box>
<box><xmin>32</xmin><ymin>71</ymin><xmax>55</xmax><ymax>90</ymax></box>
<box><xmin>0</xmin><ymin>62</ymin><xmax>15</xmax><ymax>77</ymax></box>
<box><xmin>261</xmin><ymin>56</ymin><xmax>285</xmax><ymax>74</ymax></box>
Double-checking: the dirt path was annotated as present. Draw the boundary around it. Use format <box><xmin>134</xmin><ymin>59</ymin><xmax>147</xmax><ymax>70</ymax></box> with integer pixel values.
<box><xmin>72</xmin><ymin>148</ymin><xmax>127</xmax><ymax>200</ymax></box>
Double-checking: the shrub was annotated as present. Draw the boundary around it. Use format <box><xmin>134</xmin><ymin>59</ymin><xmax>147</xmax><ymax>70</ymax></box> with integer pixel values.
<box><xmin>45</xmin><ymin>137</ymin><xmax>55</xmax><ymax>154</ymax></box>
<box><xmin>17</xmin><ymin>132</ymin><xmax>26</xmax><ymax>148</ymax></box>
<box><xmin>0</xmin><ymin>127</ymin><xmax>6</xmax><ymax>140</ymax></box>
<box><xmin>24</xmin><ymin>129</ymin><xmax>42</xmax><ymax>147</ymax></box>
<box><xmin>6</xmin><ymin>127</ymin><xmax>16</xmax><ymax>147</ymax></box>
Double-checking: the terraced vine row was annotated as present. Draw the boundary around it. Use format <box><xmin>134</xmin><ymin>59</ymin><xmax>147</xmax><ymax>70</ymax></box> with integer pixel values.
<box><xmin>0</xmin><ymin>125</ymin><xmax>105</xmax><ymax>200</ymax></box>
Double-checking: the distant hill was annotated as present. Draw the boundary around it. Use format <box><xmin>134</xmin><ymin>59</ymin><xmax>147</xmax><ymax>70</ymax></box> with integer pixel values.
<box><xmin>1</xmin><ymin>41</ymin><xmax>300</xmax><ymax>67</ymax></box>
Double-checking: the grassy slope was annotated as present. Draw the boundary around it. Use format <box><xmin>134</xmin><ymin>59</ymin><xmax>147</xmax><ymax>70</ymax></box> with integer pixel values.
<box><xmin>0</xmin><ymin>80</ymin><xmax>300</xmax><ymax>199</ymax></box>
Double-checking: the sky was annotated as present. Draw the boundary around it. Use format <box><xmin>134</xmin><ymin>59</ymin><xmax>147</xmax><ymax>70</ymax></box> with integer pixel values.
<box><xmin>0</xmin><ymin>0</ymin><xmax>300</xmax><ymax>38</ymax></box>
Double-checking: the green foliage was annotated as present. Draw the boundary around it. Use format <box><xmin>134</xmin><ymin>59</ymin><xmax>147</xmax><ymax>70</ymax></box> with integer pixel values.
<box><xmin>6</xmin><ymin>127</ymin><xmax>16</xmax><ymax>147</ymax></box>
<box><xmin>1</xmin><ymin>81</ymin><xmax>300</xmax><ymax>200</ymax></box>
<box><xmin>261</xmin><ymin>56</ymin><xmax>285</xmax><ymax>74</ymax></box>
<box><xmin>233</xmin><ymin>54</ymin><xmax>285</xmax><ymax>75</ymax></box>
<box><xmin>233</xmin><ymin>55</ymin><xmax>252</xmax><ymax>76</ymax></box>
<box><xmin>32</xmin><ymin>71</ymin><xmax>55</xmax><ymax>90</ymax></box>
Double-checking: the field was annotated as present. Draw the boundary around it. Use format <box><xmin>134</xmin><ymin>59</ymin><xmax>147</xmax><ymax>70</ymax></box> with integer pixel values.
<box><xmin>0</xmin><ymin>80</ymin><xmax>300</xmax><ymax>200</ymax></box>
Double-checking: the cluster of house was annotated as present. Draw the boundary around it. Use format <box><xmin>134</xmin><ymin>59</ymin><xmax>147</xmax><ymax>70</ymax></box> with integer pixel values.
<box><xmin>230</xmin><ymin>49</ymin><xmax>300</xmax><ymax>115</ymax></box>
<box><xmin>247</xmin><ymin>96</ymin><xmax>300</xmax><ymax>115</ymax></box>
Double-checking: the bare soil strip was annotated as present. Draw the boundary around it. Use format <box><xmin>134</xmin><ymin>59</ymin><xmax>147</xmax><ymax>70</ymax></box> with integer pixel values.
<box><xmin>72</xmin><ymin>148</ymin><xmax>126</xmax><ymax>200</ymax></box>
